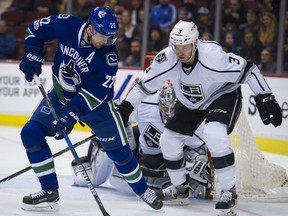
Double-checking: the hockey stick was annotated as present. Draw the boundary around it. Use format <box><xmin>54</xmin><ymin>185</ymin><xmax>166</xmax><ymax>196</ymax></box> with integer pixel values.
<box><xmin>33</xmin><ymin>75</ymin><xmax>110</xmax><ymax>216</ymax></box>
<box><xmin>0</xmin><ymin>134</ymin><xmax>95</xmax><ymax>183</ymax></box>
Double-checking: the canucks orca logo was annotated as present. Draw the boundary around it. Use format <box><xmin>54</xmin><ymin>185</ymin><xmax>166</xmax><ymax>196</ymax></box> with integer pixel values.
<box><xmin>59</xmin><ymin>60</ymin><xmax>81</xmax><ymax>92</ymax></box>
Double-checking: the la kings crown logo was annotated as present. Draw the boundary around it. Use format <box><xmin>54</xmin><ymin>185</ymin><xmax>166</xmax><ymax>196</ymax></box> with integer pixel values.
<box><xmin>143</xmin><ymin>124</ymin><xmax>161</xmax><ymax>148</ymax></box>
<box><xmin>180</xmin><ymin>82</ymin><xmax>204</xmax><ymax>104</ymax></box>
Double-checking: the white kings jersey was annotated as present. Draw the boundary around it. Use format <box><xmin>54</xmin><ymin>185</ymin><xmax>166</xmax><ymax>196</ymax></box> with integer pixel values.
<box><xmin>129</xmin><ymin>93</ymin><xmax>205</xmax><ymax>155</ymax></box>
<box><xmin>126</xmin><ymin>40</ymin><xmax>272</xmax><ymax>110</ymax></box>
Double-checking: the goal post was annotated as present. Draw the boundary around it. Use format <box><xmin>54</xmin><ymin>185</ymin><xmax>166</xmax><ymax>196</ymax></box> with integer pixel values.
<box><xmin>144</xmin><ymin>52</ymin><xmax>288</xmax><ymax>201</ymax></box>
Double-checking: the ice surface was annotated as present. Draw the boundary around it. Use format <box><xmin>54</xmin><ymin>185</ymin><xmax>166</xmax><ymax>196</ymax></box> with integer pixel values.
<box><xmin>1</xmin><ymin>126</ymin><xmax>288</xmax><ymax>216</ymax></box>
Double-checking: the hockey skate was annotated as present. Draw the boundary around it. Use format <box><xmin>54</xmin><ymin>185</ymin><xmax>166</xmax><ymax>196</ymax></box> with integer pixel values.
<box><xmin>140</xmin><ymin>188</ymin><xmax>163</xmax><ymax>210</ymax></box>
<box><xmin>22</xmin><ymin>190</ymin><xmax>59</xmax><ymax>211</ymax></box>
<box><xmin>216</xmin><ymin>186</ymin><xmax>238</xmax><ymax>216</ymax></box>
<box><xmin>157</xmin><ymin>184</ymin><xmax>190</xmax><ymax>205</ymax></box>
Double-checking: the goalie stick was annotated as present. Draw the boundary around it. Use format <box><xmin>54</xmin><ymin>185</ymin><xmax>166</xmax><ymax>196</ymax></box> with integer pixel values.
<box><xmin>33</xmin><ymin>75</ymin><xmax>110</xmax><ymax>216</ymax></box>
<box><xmin>0</xmin><ymin>134</ymin><xmax>95</xmax><ymax>183</ymax></box>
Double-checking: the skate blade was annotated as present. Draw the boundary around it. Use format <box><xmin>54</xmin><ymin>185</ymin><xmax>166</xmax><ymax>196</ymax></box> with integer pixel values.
<box><xmin>217</xmin><ymin>207</ymin><xmax>237</xmax><ymax>216</ymax></box>
<box><xmin>163</xmin><ymin>198</ymin><xmax>190</xmax><ymax>206</ymax></box>
<box><xmin>21</xmin><ymin>202</ymin><xmax>59</xmax><ymax>212</ymax></box>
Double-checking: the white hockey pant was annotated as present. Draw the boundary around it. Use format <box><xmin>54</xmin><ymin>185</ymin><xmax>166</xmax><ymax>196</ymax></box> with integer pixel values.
<box><xmin>159</xmin><ymin>128</ymin><xmax>193</xmax><ymax>186</ymax></box>
<box><xmin>203</xmin><ymin>122</ymin><xmax>236</xmax><ymax>190</ymax></box>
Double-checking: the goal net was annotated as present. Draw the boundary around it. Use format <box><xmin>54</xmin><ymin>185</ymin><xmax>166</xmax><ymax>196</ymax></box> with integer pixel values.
<box><xmin>144</xmin><ymin>52</ymin><xmax>288</xmax><ymax>201</ymax></box>
<box><xmin>227</xmin><ymin>109</ymin><xmax>288</xmax><ymax>201</ymax></box>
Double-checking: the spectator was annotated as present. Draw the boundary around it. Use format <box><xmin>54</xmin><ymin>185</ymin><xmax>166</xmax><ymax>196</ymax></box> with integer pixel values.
<box><xmin>130</xmin><ymin>0</ymin><xmax>143</xmax><ymax>25</ymax></box>
<box><xmin>180</xmin><ymin>0</ymin><xmax>198</xmax><ymax>22</ymax></box>
<box><xmin>258</xmin><ymin>12</ymin><xmax>277</xmax><ymax>49</ymax></box>
<box><xmin>258</xmin><ymin>48</ymin><xmax>277</xmax><ymax>74</ymax></box>
<box><xmin>239</xmin><ymin>30</ymin><xmax>264</xmax><ymax>65</ymax></box>
<box><xmin>115</xmin><ymin>23</ymin><xmax>130</xmax><ymax>67</ymax></box>
<box><xmin>149</xmin><ymin>0</ymin><xmax>177</xmax><ymax>32</ymax></box>
<box><xmin>0</xmin><ymin>20</ymin><xmax>17</xmax><ymax>60</ymax></box>
<box><xmin>222</xmin><ymin>30</ymin><xmax>240</xmax><ymax>54</ymax></box>
<box><xmin>238</xmin><ymin>9</ymin><xmax>260</xmax><ymax>40</ymax></box>
<box><xmin>71</xmin><ymin>0</ymin><xmax>93</xmax><ymax>20</ymax></box>
<box><xmin>222</xmin><ymin>0</ymin><xmax>247</xmax><ymax>30</ymax></box>
<box><xmin>124</xmin><ymin>39</ymin><xmax>142</xmax><ymax>67</ymax></box>
<box><xmin>121</xmin><ymin>9</ymin><xmax>142</xmax><ymax>44</ymax></box>
<box><xmin>201</xmin><ymin>31</ymin><xmax>213</xmax><ymax>41</ymax></box>
<box><xmin>136</xmin><ymin>7</ymin><xmax>145</xmax><ymax>31</ymax></box>
<box><xmin>147</xmin><ymin>27</ymin><xmax>167</xmax><ymax>52</ymax></box>
<box><xmin>7</xmin><ymin>0</ymin><xmax>34</xmax><ymax>12</ymax></box>
<box><xmin>197</xmin><ymin>7</ymin><xmax>214</xmax><ymax>39</ymax></box>
<box><xmin>32</xmin><ymin>0</ymin><xmax>67</xmax><ymax>16</ymax></box>
<box><xmin>105</xmin><ymin>0</ymin><xmax>123</xmax><ymax>15</ymax></box>
<box><xmin>259</xmin><ymin>0</ymin><xmax>275</xmax><ymax>16</ymax></box>
<box><xmin>177</xmin><ymin>7</ymin><xmax>190</xmax><ymax>22</ymax></box>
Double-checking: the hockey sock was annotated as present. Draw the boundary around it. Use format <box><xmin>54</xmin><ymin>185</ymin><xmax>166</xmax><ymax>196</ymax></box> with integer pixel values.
<box><xmin>107</xmin><ymin>145</ymin><xmax>147</xmax><ymax>196</ymax></box>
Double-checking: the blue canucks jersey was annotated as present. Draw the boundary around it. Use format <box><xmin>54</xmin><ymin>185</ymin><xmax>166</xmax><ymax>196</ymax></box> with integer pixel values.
<box><xmin>25</xmin><ymin>14</ymin><xmax>119</xmax><ymax>116</ymax></box>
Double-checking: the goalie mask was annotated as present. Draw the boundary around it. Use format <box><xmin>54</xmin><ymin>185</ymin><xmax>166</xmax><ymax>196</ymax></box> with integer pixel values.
<box><xmin>159</xmin><ymin>85</ymin><xmax>177</xmax><ymax>120</ymax></box>
<box><xmin>87</xmin><ymin>6</ymin><xmax>119</xmax><ymax>45</ymax></box>
<box><xmin>169</xmin><ymin>20</ymin><xmax>199</xmax><ymax>54</ymax></box>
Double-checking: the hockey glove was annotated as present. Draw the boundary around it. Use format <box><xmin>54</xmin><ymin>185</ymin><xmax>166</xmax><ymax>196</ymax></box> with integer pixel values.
<box><xmin>19</xmin><ymin>46</ymin><xmax>45</xmax><ymax>82</ymax></box>
<box><xmin>118</xmin><ymin>100</ymin><xmax>133</xmax><ymax>127</ymax></box>
<box><xmin>255</xmin><ymin>93</ymin><xmax>282</xmax><ymax>127</ymax></box>
<box><xmin>51</xmin><ymin>107</ymin><xmax>79</xmax><ymax>140</ymax></box>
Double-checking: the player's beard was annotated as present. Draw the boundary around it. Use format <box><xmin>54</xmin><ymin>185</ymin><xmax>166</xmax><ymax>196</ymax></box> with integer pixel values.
<box><xmin>180</xmin><ymin>50</ymin><xmax>195</xmax><ymax>65</ymax></box>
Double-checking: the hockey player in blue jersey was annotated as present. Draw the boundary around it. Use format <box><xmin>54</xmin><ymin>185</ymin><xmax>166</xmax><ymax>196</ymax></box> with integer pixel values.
<box><xmin>18</xmin><ymin>6</ymin><xmax>162</xmax><ymax>211</ymax></box>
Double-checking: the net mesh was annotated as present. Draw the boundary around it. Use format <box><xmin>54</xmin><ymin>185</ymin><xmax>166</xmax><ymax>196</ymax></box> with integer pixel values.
<box><xmin>222</xmin><ymin>110</ymin><xmax>288</xmax><ymax>201</ymax></box>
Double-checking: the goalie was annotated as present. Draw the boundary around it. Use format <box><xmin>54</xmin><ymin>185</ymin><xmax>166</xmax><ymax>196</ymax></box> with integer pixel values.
<box><xmin>71</xmin><ymin>85</ymin><xmax>212</xmax><ymax>204</ymax></box>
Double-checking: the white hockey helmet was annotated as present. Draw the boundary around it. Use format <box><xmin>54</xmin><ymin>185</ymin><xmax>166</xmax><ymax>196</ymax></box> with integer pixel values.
<box><xmin>169</xmin><ymin>20</ymin><xmax>199</xmax><ymax>53</ymax></box>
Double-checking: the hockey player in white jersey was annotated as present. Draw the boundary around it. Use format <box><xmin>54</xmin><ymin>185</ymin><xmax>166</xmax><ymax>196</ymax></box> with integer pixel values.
<box><xmin>72</xmin><ymin>85</ymin><xmax>211</xmax><ymax>205</ymax></box>
<box><xmin>118</xmin><ymin>20</ymin><xmax>283</xmax><ymax>216</ymax></box>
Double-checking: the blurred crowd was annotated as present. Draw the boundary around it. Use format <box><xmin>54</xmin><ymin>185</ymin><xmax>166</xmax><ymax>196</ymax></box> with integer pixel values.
<box><xmin>0</xmin><ymin>0</ymin><xmax>287</xmax><ymax>74</ymax></box>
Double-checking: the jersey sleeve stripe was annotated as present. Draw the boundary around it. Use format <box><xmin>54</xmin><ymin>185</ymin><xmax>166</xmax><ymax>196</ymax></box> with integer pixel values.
<box><xmin>198</xmin><ymin>60</ymin><xmax>241</xmax><ymax>73</ymax></box>
<box><xmin>144</xmin><ymin>59</ymin><xmax>179</xmax><ymax>83</ymax></box>
<box><xmin>238</xmin><ymin>60</ymin><xmax>253</xmax><ymax>83</ymax></box>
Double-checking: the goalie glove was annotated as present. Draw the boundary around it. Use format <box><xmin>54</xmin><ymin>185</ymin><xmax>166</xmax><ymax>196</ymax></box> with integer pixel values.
<box><xmin>255</xmin><ymin>93</ymin><xmax>282</xmax><ymax>127</ymax></box>
<box><xmin>186</xmin><ymin>159</ymin><xmax>211</xmax><ymax>187</ymax></box>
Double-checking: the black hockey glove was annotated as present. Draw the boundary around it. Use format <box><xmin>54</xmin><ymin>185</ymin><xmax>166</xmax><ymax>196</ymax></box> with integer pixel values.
<box><xmin>51</xmin><ymin>106</ymin><xmax>79</xmax><ymax>140</ymax></box>
<box><xmin>118</xmin><ymin>100</ymin><xmax>133</xmax><ymax>127</ymax></box>
<box><xmin>255</xmin><ymin>93</ymin><xmax>282</xmax><ymax>127</ymax></box>
<box><xmin>19</xmin><ymin>46</ymin><xmax>45</xmax><ymax>82</ymax></box>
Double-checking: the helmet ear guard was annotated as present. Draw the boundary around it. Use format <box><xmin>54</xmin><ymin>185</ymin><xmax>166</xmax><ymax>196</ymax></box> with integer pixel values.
<box><xmin>169</xmin><ymin>20</ymin><xmax>199</xmax><ymax>53</ymax></box>
<box><xmin>87</xmin><ymin>6</ymin><xmax>119</xmax><ymax>45</ymax></box>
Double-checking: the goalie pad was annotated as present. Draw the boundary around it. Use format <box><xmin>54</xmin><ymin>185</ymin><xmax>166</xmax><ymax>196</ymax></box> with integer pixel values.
<box><xmin>71</xmin><ymin>156</ymin><xmax>93</xmax><ymax>187</ymax></box>
<box><xmin>71</xmin><ymin>139</ymin><xmax>114</xmax><ymax>187</ymax></box>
